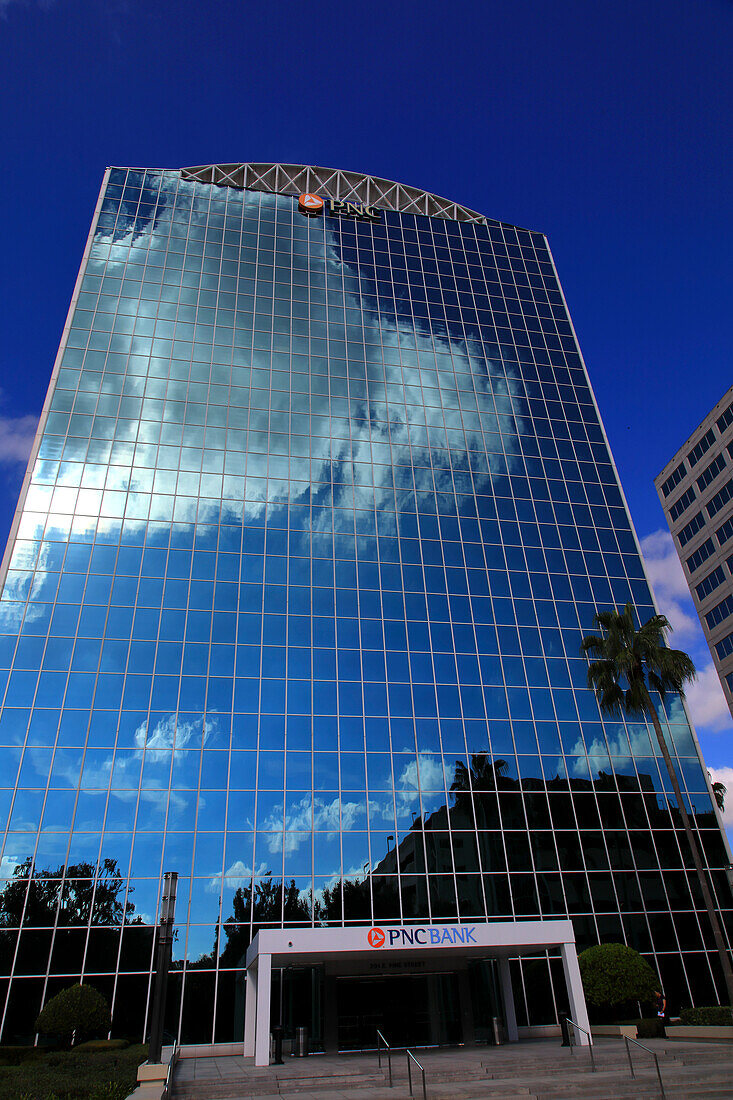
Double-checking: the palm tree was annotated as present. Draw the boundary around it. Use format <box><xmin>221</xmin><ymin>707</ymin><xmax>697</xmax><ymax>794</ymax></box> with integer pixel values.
<box><xmin>581</xmin><ymin>602</ymin><xmax>733</xmax><ymax>1007</ymax></box>
<box><xmin>709</xmin><ymin>773</ymin><xmax>727</xmax><ymax>812</ymax></box>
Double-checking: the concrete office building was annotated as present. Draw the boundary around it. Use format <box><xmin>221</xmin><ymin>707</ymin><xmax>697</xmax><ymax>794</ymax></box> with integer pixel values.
<box><xmin>656</xmin><ymin>384</ymin><xmax>733</xmax><ymax>720</ymax></box>
<box><xmin>0</xmin><ymin>164</ymin><xmax>730</xmax><ymax>1050</ymax></box>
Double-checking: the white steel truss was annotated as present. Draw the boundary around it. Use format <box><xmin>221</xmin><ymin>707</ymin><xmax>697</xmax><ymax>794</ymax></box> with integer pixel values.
<box><xmin>180</xmin><ymin>163</ymin><xmax>488</xmax><ymax>224</ymax></box>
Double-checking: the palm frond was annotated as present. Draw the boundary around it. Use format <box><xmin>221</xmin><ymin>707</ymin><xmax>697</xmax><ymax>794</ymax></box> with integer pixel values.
<box><xmin>580</xmin><ymin>603</ymin><xmax>696</xmax><ymax>716</ymax></box>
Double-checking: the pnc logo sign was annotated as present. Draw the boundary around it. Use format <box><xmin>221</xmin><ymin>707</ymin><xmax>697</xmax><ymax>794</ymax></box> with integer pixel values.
<box><xmin>367</xmin><ymin>925</ymin><xmax>478</xmax><ymax>948</ymax></box>
<box><xmin>328</xmin><ymin>198</ymin><xmax>380</xmax><ymax>221</ymax></box>
<box><xmin>296</xmin><ymin>194</ymin><xmax>381</xmax><ymax>221</ymax></box>
<box><xmin>298</xmin><ymin>193</ymin><xmax>324</xmax><ymax>214</ymax></box>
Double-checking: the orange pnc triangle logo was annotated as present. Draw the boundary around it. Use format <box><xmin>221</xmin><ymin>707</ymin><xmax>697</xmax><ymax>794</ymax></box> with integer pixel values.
<box><xmin>298</xmin><ymin>193</ymin><xmax>324</xmax><ymax>214</ymax></box>
<box><xmin>367</xmin><ymin>927</ymin><xmax>386</xmax><ymax>948</ymax></box>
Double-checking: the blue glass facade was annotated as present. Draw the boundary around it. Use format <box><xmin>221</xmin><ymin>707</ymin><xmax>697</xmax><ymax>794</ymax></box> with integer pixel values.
<box><xmin>0</xmin><ymin>167</ymin><xmax>729</xmax><ymax>1044</ymax></box>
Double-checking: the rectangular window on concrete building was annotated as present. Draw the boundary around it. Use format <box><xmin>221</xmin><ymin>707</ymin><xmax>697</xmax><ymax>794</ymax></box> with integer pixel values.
<box><xmin>661</xmin><ymin>462</ymin><xmax>687</xmax><ymax>497</ymax></box>
<box><xmin>697</xmin><ymin>453</ymin><xmax>727</xmax><ymax>492</ymax></box>
<box><xmin>707</xmin><ymin>480</ymin><xmax>733</xmax><ymax>519</ymax></box>
<box><xmin>695</xmin><ymin>566</ymin><xmax>726</xmax><ymax>601</ymax></box>
<box><xmin>678</xmin><ymin>512</ymin><xmax>705</xmax><ymax>546</ymax></box>
<box><xmin>717</xmin><ymin>405</ymin><xmax>733</xmax><ymax>434</ymax></box>
<box><xmin>706</xmin><ymin>594</ymin><xmax>733</xmax><ymax>630</ymax></box>
<box><xmin>669</xmin><ymin>486</ymin><xmax>697</xmax><ymax>522</ymax></box>
<box><xmin>688</xmin><ymin>428</ymin><xmax>716</xmax><ymax>468</ymax></box>
<box><xmin>686</xmin><ymin>538</ymin><xmax>715</xmax><ymax>573</ymax></box>
<box><xmin>716</xmin><ymin>632</ymin><xmax>733</xmax><ymax>660</ymax></box>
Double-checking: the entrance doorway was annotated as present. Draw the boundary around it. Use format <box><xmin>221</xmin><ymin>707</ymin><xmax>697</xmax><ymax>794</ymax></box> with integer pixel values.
<box><xmin>336</xmin><ymin>972</ymin><xmax>461</xmax><ymax>1050</ymax></box>
<box><xmin>244</xmin><ymin>920</ymin><xmax>591</xmax><ymax>1066</ymax></box>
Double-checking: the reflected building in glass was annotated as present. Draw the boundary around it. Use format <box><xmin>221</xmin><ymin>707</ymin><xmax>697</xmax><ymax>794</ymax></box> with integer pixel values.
<box><xmin>0</xmin><ymin>164</ymin><xmax>730</xmax><ymax>1046</ymax></box>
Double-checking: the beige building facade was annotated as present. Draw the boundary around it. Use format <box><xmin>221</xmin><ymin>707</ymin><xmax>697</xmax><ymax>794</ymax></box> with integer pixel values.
<box><xmin>656</xmin><ymin>384</ymin><xmax>733</xmax><ymax>718</ymax></box>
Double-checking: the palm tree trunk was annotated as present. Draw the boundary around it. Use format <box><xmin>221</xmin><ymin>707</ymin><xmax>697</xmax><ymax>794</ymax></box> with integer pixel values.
<box><xmin>644</xmin><ymin>688</ymin><xmax>733</xmax><ymax>1007</ymax></box>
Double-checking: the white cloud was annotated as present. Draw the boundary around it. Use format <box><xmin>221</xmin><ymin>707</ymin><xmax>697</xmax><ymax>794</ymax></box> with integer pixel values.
<box><xmin>640</xmin><ymin>529</ymin><xmax>699</xmax><ymax>640</ymax></box>
<box><xmin>262</xmin><ymin>794</ymin><xmax>364</xmax><ymax>855</ymax></box>
<box><xmin>0</xmin><ymin>413</ymin><xmax>37</xmax><ymax>466</ymax></box>
<box><xmin>685</xmin><ymin>663</ymin><xmax>732</xmax><ymax>732</ymax></box>
<box><xmin>708</xmin><ymin>767</ymin><xmax>733</xmax><ymax>827</ymax></box>
<box><xmin>134</xmin><ymin>712</ymin><xmax>212</xmax><ymax>751</ymax></box>
<box><xmin>395</xmin><ymin>753</ymin><xmax>446</xmax><ymax>815</ymax></box>
<box><xmin>0</xmin><ymin>855</ymin><xmax>19</xmax><ymax>878</ymax></box>
<box><xmin>207</xmin><ymin>859</ymin><xmax>268</xmax><ymax>893</ymax></box>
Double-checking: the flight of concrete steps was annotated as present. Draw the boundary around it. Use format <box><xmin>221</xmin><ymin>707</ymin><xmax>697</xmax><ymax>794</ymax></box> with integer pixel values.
<box><xmin>170</xmin><ymin>1040</ymin><xmax>733</xmax><ymax>1100</ymax></box>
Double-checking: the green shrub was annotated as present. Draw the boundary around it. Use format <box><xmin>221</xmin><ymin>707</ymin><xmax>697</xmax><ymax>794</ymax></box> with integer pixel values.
<box><xmin>35</xmin><ymin>984</ymin><xmax>111</xmax><ymax>1046</ymax></box>
<box><xmin>578</xmin><ymin>943</ymin><xmax>658</xmax><ymax>1013</ymax></box>
<box><xmin>0</xmin><ymin>1043</ymin><xmax>145</xmax><ymax>1099</ymax></box>
<box><xmin>86</xmin><ymin>1085</ymin><xmax>131</xmax><ymax>1100</ymax></box>
<box><xmin>679</xmin><ymin>1006</ymin><xmax>733</xmax><ymax>1026</ymax></box>
<box><xmin>636</xmin><ymin>1018</ymin><xmax>665</xmax><ymax>1039</ymax></box>
<box><xmin>0</xmin><ymin>1046</ymin><xmax>44</xmax><ymax>1066</ymax></box>
<box><xmin>74</xmin><ymin>1040</ymin><xmax>128</xmax><ymax>1052</ymax></box>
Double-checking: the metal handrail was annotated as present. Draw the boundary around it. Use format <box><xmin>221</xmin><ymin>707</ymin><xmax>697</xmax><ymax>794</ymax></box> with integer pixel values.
<box><xmin>162</xmin><ymin>1040</ymin><xmax>179</xmax><ymax>1100</ymax></box>
<box><xmin>406</xmin><ymin>1048</ymin><xmax>427</xmax><ymax>1100</ymax></box>
<box><xmin>376</xmin><ymin>1029</ymin><xmax>393</xmax><ymax>1088</ymax></box>
<box><xmin>624</xmin><ymin>1034</ymin><xmax>666</xmax><ymax>1098</ymax></box>
<box><xmin>564</xmin><ymin>1016</ymin><xmax>596</xmax><ymax>1072</ymax></box>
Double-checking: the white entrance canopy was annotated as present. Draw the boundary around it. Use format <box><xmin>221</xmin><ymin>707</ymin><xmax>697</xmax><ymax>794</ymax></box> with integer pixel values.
<box><xmin>244</xmin><ymin>919</ymin><xmax>590</xmax><ymax>1065</ymax></box>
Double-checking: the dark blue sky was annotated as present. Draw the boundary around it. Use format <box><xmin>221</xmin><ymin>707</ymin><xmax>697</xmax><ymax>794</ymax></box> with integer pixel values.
<box><xmin>1</xmin><ymin>0</ymin><xmax>732</xmax><ymax>777</ymax></box>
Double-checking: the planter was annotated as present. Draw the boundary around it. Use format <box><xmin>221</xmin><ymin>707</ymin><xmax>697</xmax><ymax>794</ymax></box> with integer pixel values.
<box><xmin>591</xmin><ymin>1024</ymin><xmax>638</xmax><ymax>1039</ymax></box>
<box><xmin>665</xmin><ymin>1025</ymin><xmax>733</xmax><ymax>1042</ymax></box>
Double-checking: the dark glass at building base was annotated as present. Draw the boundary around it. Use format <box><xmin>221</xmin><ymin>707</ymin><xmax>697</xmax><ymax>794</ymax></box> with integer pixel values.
<box><xmin>0</xmin><ymin>165</ymin><xmax>730</xmax><ymax>1044</ymax></box>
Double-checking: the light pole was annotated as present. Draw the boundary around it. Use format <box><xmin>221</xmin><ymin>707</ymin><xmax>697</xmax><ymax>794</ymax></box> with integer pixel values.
<box><xmin>148</xmin><ymin>871</ymin><xmax>178</xmax><ymax>1063</ymax></box>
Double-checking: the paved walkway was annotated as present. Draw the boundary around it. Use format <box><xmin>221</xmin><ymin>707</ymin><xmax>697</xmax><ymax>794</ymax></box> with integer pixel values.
<box><xmin>171</xmin><ymin>1039</ymin><xmax>733</xmax><ymax>1099</ymax></box>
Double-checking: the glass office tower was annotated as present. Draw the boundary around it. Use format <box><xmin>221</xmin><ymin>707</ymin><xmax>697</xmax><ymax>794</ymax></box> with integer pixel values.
<box><xmin>0</xmin><ymin>164</ymin><xmax>729</xmax><ymax>1045</ymax></box>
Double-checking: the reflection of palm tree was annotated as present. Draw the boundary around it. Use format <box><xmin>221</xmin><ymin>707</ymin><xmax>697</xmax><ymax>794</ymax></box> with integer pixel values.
<box><xmin>450</xmin><ymin>754</ymin><xmax>508</xmax><ymax>831</ymax></box>
<box><xmin>710</xmin><ymin>773</ymin><xmax>727</xmax><ymax>812</ymax></box>
<box><xmin>581</xmin><ymin>603</ymin><xmax>733</xmax><ymax>1008</ymax></box>
<box><xmin>451</xmin><ymin>754</ymin><xmax>508</xmax><ymax>795</ymax></box>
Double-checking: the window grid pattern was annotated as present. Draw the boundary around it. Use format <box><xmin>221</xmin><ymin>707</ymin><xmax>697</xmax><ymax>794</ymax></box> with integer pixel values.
<box><xmin>687</xmin><ymin>429</ymin><xmax>716</xmax><ymax>469</ymax></box>
<box><xmin>0</xmin><ymin>168</ymin><xmax>725</xmax><ymax>1044</ymax></box>
<box><xmin>717</xmin><ymin>518</ymin><xmax>733</xmax><ymax>549</ymax></box>
<box><xmin>669</xmin><ymin>486</ymin><xmax>696</xmax><ymax>523</ymax></box>
<box><xmin>715</xmin><ymin>633</ymin><xmax>733</xmax><ymax>660</ymax></box>
<box><xmin>685</xmin><ymin>538</ymin><xmax>715</xmax><ymax>574</ymax></box>
<box><xmin>677</xmin><ymin>513</ymin><xmax>705</xmax><ymax>547</ymax></box>
<box><xmin>696</xmin><ymin>453</ymin><xmax>727</xmax><ymax>493</ymax></box>
<box><xmin>717</xmin><ymin>405</ymin><xmax>733</xmax><ymax>435</ymax></box>
<box><xmin>705</xmin><ymin>594</ymin><xmax>733</xmax><ymax>631</ymax></box>
<box><xmin>661</xmin><ymin>463</ymin><xmax>687</xmax><ymax>498</ymax></box>
<box><xmin>694</xmin><ymin>567</ymin><xmax>725</xmax><ymax>602</ymax></box>
<box><xmin>706</xmin><ymin>481</ymin><xmax>733</xmax><ymax>519</ymax></box>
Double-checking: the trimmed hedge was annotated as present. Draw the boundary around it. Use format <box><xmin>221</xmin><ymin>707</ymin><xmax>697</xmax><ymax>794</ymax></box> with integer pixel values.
<box><xmin>0</xmin><ymin>1043</ymin><xmax>145</xmax><ymax>1100</ymax></box>
<box><xmin>679</xmin><ymin>1006</ymin><xmax>733</xmax><ymax>1026</ymax></box>
<box><xmin>74</xmin><ymin>1040</ymin><xmax>129</xmax><ymax>1052</ymax></box>
<box><xmin>0</xmin><ymin>1046</ymin><xmax>44</xmax><ymax>1066</ymax></box>
<box><xmin>636</xmin><ymin>1018</ymin><xmax>665</xmax><ymax>1039</ymax></box>
<box><xmin>578</xmin><ymin>943</ymin><xmax>658</xmax><ymax>1009</ymax></box>
<box><xmin>36</xmin><ymin>984</ymin><xmax>111</xmax><ymax>1046</ymax></box>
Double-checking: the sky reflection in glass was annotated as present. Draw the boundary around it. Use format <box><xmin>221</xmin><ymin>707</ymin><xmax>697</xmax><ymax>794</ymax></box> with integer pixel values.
<box><xmin>0</xmin><ymin>168</ymin><xmax>728</xmax><ymax>1042</ymax></box>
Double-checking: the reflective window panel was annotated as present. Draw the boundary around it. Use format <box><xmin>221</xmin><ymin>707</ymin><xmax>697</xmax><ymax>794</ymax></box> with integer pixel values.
<box><xmin>0</xmin><ymin>168</ymin><xmax>729</xmax><ymax>1042</ymax></box>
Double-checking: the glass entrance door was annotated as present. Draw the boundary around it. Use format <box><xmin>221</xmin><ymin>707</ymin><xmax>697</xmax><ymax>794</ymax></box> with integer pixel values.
<box><xmin>336</xmin><ymin>971</ymin><xmax>461</xmax><ymax>1051</ymax></box>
